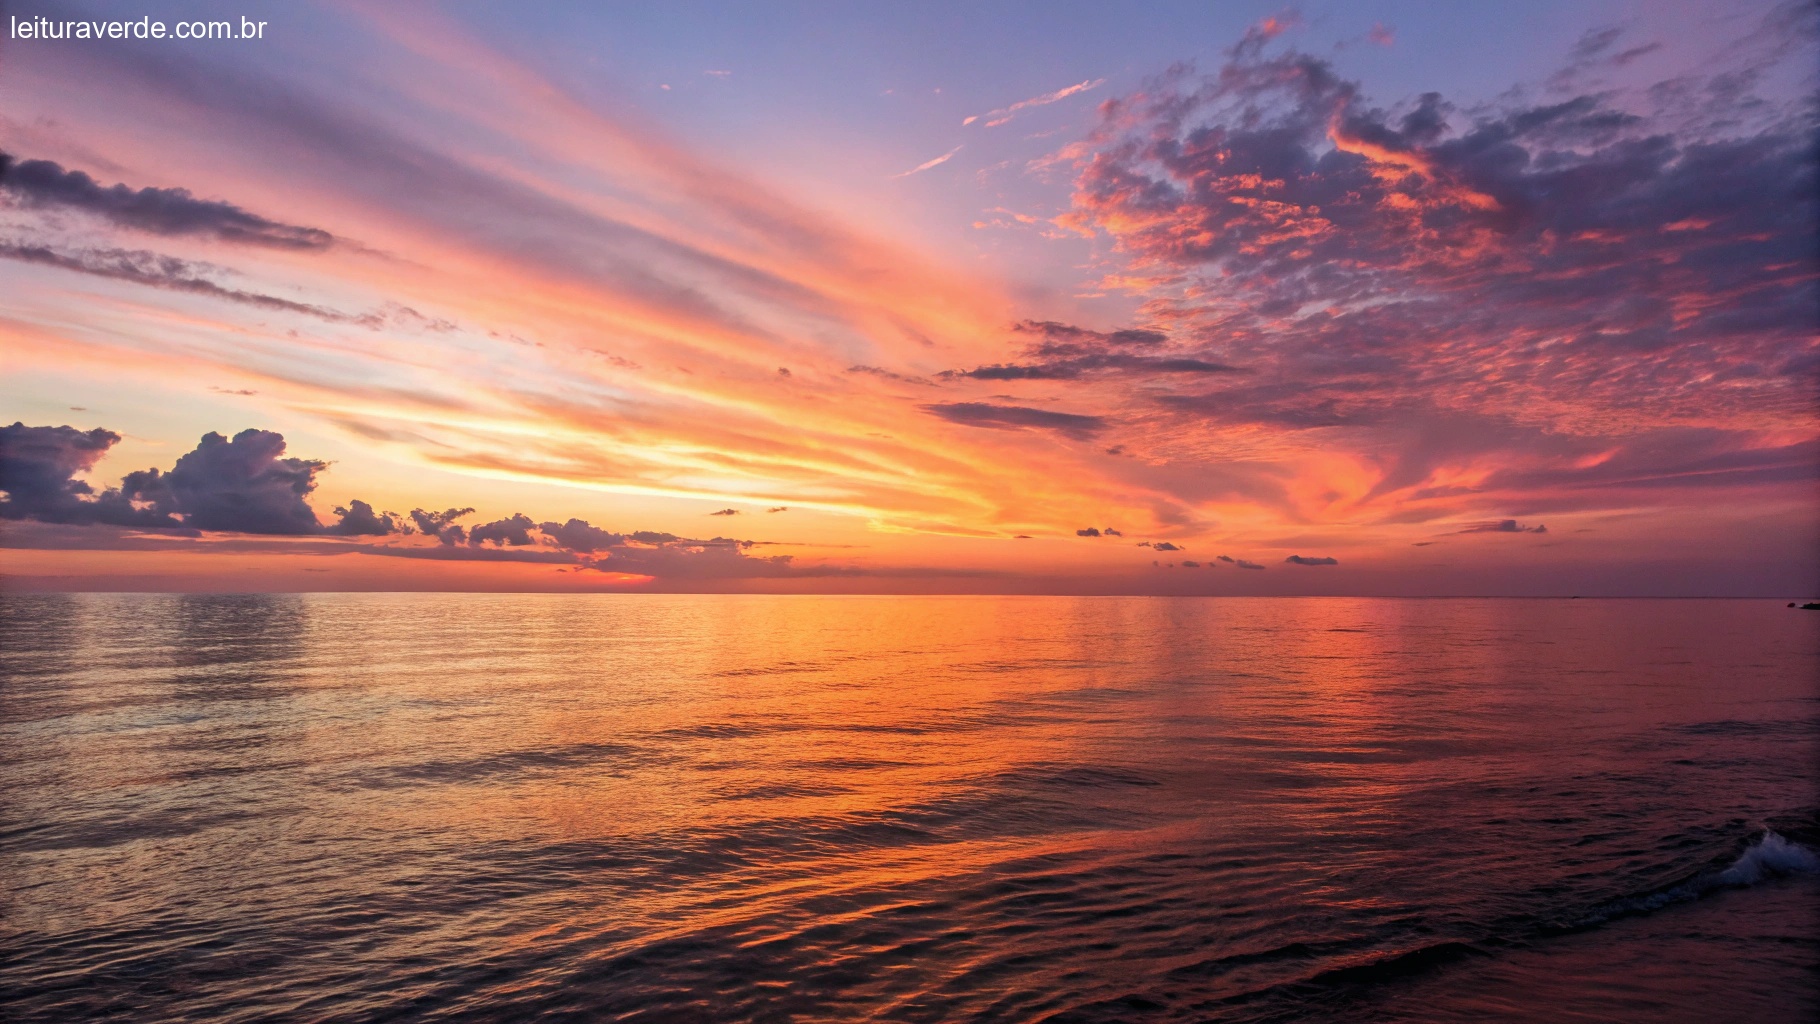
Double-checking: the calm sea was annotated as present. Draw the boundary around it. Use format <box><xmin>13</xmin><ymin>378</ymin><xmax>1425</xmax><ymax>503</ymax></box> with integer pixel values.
<box><xmin>1</xmin><ymin>594</ymin><xmax>1815</xmax><ymax>1022</ymax></box>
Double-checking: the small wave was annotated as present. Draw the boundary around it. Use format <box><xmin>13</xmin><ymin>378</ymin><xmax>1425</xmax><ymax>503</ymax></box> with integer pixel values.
<box><xmin>1565</xmin><ymin>829</ymin><xmax>1819</xmax><ymax>930</ymax></box>
<box><xmin>1718</xmin><ymin>830</ymin><xmax>1820</xmax><ymax>884</ymax></box>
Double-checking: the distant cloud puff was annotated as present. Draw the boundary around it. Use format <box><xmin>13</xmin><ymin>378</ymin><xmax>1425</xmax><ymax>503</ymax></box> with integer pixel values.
<box><xmin>1076</xmin><ymin>527</ymin><xmax>1102</xmax><ymax>537</ymax></box>
<box><xmin>538</xmin><ymin>518</ymin><xmax>624</xmax><ymax>553</ymax></box>
<box><xmin>469</xmin><ymin>513</ymin><xmax>538</xmax><ymax>547</ymax></box>
<box><xmin>710</xmin><ymin>508</ymin><xmax>740</xmax><ymax>516</ymax></box>
<box><xmin>1152</xmin><ymin>541</ymin><xmax>1182</xmax><ymax>551</ymax></box>
<box><xmin>1285</xmin><ymin>555</ymin><xmax>1339</xmax><ymax>565</ymax></box>
<box><xmin>328</xmin><ymin>499</ymin><xmax>404</xmax><ymax>537</ymax></box>
<box><xmin>411</xmin><ymin>507</ymin><xmax>474</xmax><ymax>546</ymax></box>
<box><xmin>1461</xmin><ymin>520</ymin><xmax>1547</xmax><ymax>534</ymax></box>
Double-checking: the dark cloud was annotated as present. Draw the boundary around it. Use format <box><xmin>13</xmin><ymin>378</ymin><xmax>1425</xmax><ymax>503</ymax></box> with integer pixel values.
<box><xmin>2</xmin><ymin>421</ymin><xmax>407</xmax><ymax>536</ymax></box>
<box><xmin>0</xmin><ymin>153</ymin><xmax>335</xmax><ymax>250</ymax></box>
<box><xmin>1285</xmin><ymin>555</ymin><xmax>1339</xmax><ymax>565</ymax></box>
<box><xmin>538</xmin><ymin>518</ymin><xmax>624</xmax><ymax>552</ymax></box>
<box><xmin>0</xmin><ymin>422</ymin><xmax>132</xmax><ymax>525</ymax></box>
<box><xmin>1152</xmin><ymin>541</ymin><xmax>1182</xmax><ymax>551</ymax></box>
<box><xmin>117</xmin><ymin>429</ymin><xmax>326</xmax><ymax>534</ymax></box>
<box><xmin>1461</xmin><ymin>519</ymin><xmax>1548</xmax><ymax>534</ymax></box>
<box><xmin>0</xmin><ymin>241</ymin><xmax>356</xmax><ymax>321</ymax></box>
<box><xmin>410</xmin><ymin>507</ymin><xmax>475</xmax><ymax>546</ymax></box>
<box><xmin>710</xmin><ymin>508</ymin><xmax>740</xmax><ymax>516</ymax></box>
<box><xmin>1</xmin><ymin>421</ymin><xmax>835</xmax><ymax>582</ymax></box>
<box><xmin>328</xmin><ymin>499</ymin><xmax>403</xmax><ymax>536</ymax></box>
<box><xmin>469</xmin><ymin>513</ymin><xmax>538</xmax><ymax>547</ymax></box>
<box><xmin>1076</xmin><ymin>527</ymin><xmax>1102</xmax><ymax>537</ymax></box>
<box><xmin>1047</xmin><ymin>21</ymin><xmax>1818</xmax><ymax>509</ymax></box>
<box><xmin>1181</xmin><ymin>559</ymin><xmax>1202</xmax><ymax>567</ymax></box>
<box><xmin>846</xmin><ymin>364</ymin><xmax>936</xmax><ymax>386</ymax></box>
<box><xmin>923</xmin><ymin>402</ymin><xmax>1107</xmax><ymax>440</ymax></box>
<box><xmin>1013</xmin><ymin>320</ymin><xmax>1169</xmax><ymax>348</ymax></box>
<box><xmin>766</xmin><ymin>506</ymin><xmax>788</xmax><ymax>513</ymax></box>
<box><xmin>945</xmin><ymin>353</ymin><xmax>1243</xmax><ymax>381</ymax></box>
<box><xmin>1103</xmin><ymin>527</ymin><xmax>1123</xmax><ymax>536</ymax></box>
<box><xmin>945</xmin><ymin>319</ymin><xmax>1245</xmax><ymax>381</ymax></box>
<box><xmin>1215</xmin><ymin>555</ymin><xmax>1266</xmax><ymax>569</ymax></box>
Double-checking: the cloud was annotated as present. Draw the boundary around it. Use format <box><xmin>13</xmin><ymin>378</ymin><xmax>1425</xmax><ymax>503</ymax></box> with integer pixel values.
<box><xmin>2</xmin><ymin>423</ymin><xmax>409</xmax><ymax>536</ymax></box>
<box><xmin>922</xmin><ymin>402</ymin><xmax>1107</xmax><ymax>440</ymax></box>
<box><xmin>1215</xmin><ymin>555</ymin><xmax>1266</xmax><ymax>569</ymax></box>
<box><xmin>537</xmin><ymin>517</ymin><xmax>624</xmax><ymax>552</ymax></box>
<box><xmin>1103</xmin><ymin>527</ymin><xmax>1122</xmax><ymax>536</ymax></box>
<box><xmin>1076</xmin><ymin>527</ymin><xmax>1102</xmax><ymax>537</ymax></box>
<box><xmin>0</xmin><ymin>422</ymin><xmax>828</xmax><ymax>581</ymax></box>
<box><xmin>946</xmin><ymin>354</ymin><xmax>1243</xmax><ymax>380</ymax></box>
<box><xmin>846</xmin><ymin>364</ymin><xmax>936</xmax><ymax>386</ymax></box>
<box><xmin>0</xmin><ymin>242</ymin><xmax>357</xmax><ymax>322</ymax></box>
<box><xmin>1014</xmin><ymin>320</ymin><xmax>1169</xmax><ymax>349</ymax></box>
<box><xmin>766</xmin><ymin>506</ymin><xmax>788</xmax><ymax>513</ymax></box>
<box><xmin>0</xmin><ymin>422</ymin><xmax>158</xmax><ymax>527</ymax></box>
<box><xmin>1152</xmin><ymin>541</ymin><xmax>1182</xmax><ymax>551</ymax></box>
<box><xmin>942</xmin><ymin>318</ymin><xmax>1245</xmax><ymax>381</ymax></box>
<box><xmin>1038</xmin><ymin>19</ymin><xmax>1818</xmax><ymax>518</ymax></box>
<box><xmin>709</xmin><ymin>508</ymin><xmax>740</xmax><ymax>516</ymax></box>
<box><xmin>1460</xmin><ymin>519</ymin><xmax>1548</xmax><ymax>534</ymax></box>
<box><xmin>116</xmin><ymin>428</ymin><xmax>329</xmax><ymax>534</ymax></box>
<box><xmin>328</xmin><ymin>499</ymin><xmax>404</xmax><ymax>536</ymax></box>
<box><xmin>893</xmin><ymin>145</ymin><xmax>963</xmax><ymax>178</ymax></box>
<box><xmin>1285</xmin><ymin>554</ymin><xmax>1339</xmax><ymax>565</ymax></box>
<box><xmin>410</xmin><ymin>507</ymin><xmax>475</xmax><ymax>546</ymax></box>
<box><xmin>0</xmin><ymin>153</ymin><xmax>335</xmax><ymax>250</ymax></box>
<box><xmin>1181</xmin><ymin>559</ymin><xmax>1201</xmax><ymax>567</ymax></box>
<box><xmin>967</xmin><ymin>78</ymin><xmax>1107</xmax><ymax>128</ymax></box>
<box><xmin>469</xmin><ymin>512</ymin><xmax>538</xmax><ymax>546</ymax></box>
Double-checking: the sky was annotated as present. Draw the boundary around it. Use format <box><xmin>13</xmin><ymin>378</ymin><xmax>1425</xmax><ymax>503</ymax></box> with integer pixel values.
<box><xmin>0</xmin><ymin>0</ymin><xmax>1815</xmax><ymax>595</ymax></box>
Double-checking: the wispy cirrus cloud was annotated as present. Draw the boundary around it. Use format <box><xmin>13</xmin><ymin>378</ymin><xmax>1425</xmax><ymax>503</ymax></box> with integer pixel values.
<box><xmin>893</xmin><ymin>144</ymin><xmax>964</xmax><ymax>178</ymax></box>
<box><xmin>963</xmin><ymin>78</ymin><xmax>1106</xmax><ymax>127</ymax></box>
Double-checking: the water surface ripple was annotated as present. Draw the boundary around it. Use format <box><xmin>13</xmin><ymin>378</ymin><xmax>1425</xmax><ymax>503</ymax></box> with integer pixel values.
<box><xmin>2</xmin><ymin>595</ymin><xmax>1815</xmax><ymax>1022</ymax></box>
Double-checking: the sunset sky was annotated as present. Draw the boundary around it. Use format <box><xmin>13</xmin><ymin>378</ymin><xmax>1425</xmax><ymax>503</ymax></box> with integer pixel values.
<box><xmin>1</xmin><ymin>0</ymin><xmax>1814</xmax><ymax>594</ymax></box>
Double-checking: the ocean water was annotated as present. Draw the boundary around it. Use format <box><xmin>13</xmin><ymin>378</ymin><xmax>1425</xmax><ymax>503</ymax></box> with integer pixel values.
<box><xmin>1</xmin><ymin>594</ymin><xmax>1815</xmax><ymax>1023</ymax></box>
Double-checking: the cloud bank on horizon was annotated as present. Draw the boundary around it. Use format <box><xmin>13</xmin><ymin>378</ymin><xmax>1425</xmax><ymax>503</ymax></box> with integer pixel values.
<box><xmin>0</xmin><ymin>1</ymin><xmax>1812</xmax><ymax>593</ymax></box>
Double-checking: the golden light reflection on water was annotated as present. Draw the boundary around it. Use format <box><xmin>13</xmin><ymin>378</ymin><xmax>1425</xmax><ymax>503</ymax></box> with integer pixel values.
<box><xmin>2</xmin><ymin>594</ymin><xmax>1815</xmax><ymax>1023</ymax></box>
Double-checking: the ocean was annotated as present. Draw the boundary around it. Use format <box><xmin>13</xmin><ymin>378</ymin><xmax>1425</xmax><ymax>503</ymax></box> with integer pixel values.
<box><xmin>1</xmin><ymin>594</ymin><xmax>1814</xmax><ymax>1022</ymax></box>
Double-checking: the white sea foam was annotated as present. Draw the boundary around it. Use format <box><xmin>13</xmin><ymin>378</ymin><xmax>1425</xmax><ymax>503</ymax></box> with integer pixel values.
<box><xmin>1717</xmin><ymin>831</ymin><xmax>1820</xmax><ymax>886</ymax></box>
